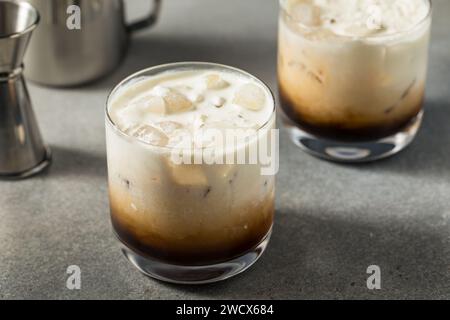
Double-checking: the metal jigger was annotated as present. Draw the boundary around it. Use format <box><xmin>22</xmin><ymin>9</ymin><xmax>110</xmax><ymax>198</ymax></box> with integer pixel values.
<box><xmin>0</xmin><ymin>0</ymin><xmax>51</xmax><ymax>179</ymax></box>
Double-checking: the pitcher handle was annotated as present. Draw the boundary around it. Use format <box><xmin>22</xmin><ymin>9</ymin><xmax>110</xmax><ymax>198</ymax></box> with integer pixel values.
<box><xmin>126</xmin><ymin>0</ymin><xmax>162</xmax><ymax>33</ymax></box>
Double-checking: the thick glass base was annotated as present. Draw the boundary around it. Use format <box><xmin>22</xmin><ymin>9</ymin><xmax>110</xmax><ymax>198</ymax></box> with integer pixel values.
<box><xmin>119</xmin><ymin>227</ymin><xmax>272</xmax><ymax>285</ymax></box>
<box><xmin>284</xmin><ymin>112</ymin><xmax>423</xmax><ymax>163</ymax></box>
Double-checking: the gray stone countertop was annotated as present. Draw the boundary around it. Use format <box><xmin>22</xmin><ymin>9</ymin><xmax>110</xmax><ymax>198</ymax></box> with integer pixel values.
<box><xmin>0</xmin><ymin>0</ymin><xmax>449</xmax><ymax>299</ymax></box>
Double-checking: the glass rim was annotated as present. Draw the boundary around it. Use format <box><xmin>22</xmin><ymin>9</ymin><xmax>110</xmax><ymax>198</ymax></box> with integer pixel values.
<box><xmin>0</xmin><ymin>0</ymin><xmax>40</xmax><ymax>40</ymax></box>
<box><xmin>105</xmin><ymin>61</ymin><xmax>277</xmax><ymax>151</ymax></box>
<box><xmin>279</xmin><ymin>0</ymin><xmax>432</xmax><ymax>41</ymax></box>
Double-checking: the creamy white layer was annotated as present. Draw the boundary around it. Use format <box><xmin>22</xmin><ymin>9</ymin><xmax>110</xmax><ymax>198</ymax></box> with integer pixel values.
<box><xmin>281</xmin><ymin>0</ymin><xmax>431</xmax><ymax>38</ymax></box>
<box><xmin>108</xmin><ymin>68</ymin><xmax>274</xmax><ymax>149</ymax></box>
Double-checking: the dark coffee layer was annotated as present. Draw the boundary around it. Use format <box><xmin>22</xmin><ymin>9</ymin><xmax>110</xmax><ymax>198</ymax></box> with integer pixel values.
<box><xmin>279</xmin><ymin>84</ymin><xmax>424</xmax><ymax>142</ymax></box>
<box><xmin>110</xmin><ymin>194</ymin><xmax>274</xmax><ymax>266</ymax></box>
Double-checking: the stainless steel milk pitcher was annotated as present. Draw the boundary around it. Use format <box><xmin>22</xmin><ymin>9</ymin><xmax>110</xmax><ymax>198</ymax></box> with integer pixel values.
<box><xmin>22</xmin><ymin>0</ymin><xmax>162</xmax><ymax>87</ymax></box>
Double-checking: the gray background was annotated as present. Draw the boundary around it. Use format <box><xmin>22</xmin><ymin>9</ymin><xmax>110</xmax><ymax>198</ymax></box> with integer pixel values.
<box><xmin>0</xmin><ymin>0</ymin><xmax>449</xmax><ymax>299</ymax></box>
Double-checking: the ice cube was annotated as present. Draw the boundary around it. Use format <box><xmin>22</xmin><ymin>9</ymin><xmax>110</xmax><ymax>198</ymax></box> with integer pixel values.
<box><xmin>168</xmin><ymin>162</ymin><xmax>208</xmax><ymax>186</ymax></box>
<box><xmin>117</xmin><ymin>105</ymin><xmax>142</xmax><ymax>126</ymax></box>
<box><xmin>133</xmin><ymin>96</ymin><xmax>166</xmax><ymax>115</ymax></box>
<box><xmin>204</xmin><ymin>120</ymin><xmax>236</xmax><ymax>130</ymax></box>
<box><xmin>211</xmin><ymin>97</ymin><xmax>226</xmax><ymax>108</ymax></box>
<box><xmin>344</xmin><ymin>23</ymin><xmax>384</xmax><ymax>37</ymax></box>
<box><xmin>125</xmin><ymin>124</ymin><xmax>169</xmax><ymax>147</ymax></box>
<box><xmin>193</xmin><ymin>114</ymin><xmax>209</xmax><ymax>130</ymax></box>
<box><xmin>291</xmin><ymin>3</ymin><xmax>321</xmax><ymax>27</ymax></box>
<box><xmin>233</xmin><ymin>114</ymin><xmax>259</xmax><ymax>129</ymax></box>
<box><xmin>118</xmin><ymin>96</ymin><xmax>166</xmax><ymax>123</ymax></box>
<box><xmin>233</xmin><ymin>83</ymin><xmax>266</xmax><ymax>111</ymax></box>
<box><xmin>155</xmin><ymin>121</ymin><xmax>184</xmax><ymax>135</ymax></box>
<box><xmin>167</xmin><ymin>132</ymin><xmax>194</xmax><ymax>149</ymax></box>
<box><xmin>194</xmin><ymin>120</ymin><xmax>238</xmax><ymax>149</ymax></box>
<box><xmin>193</xmin><ymin>128</ymin><xmax>222</xmax><ymax>149</ymax></box>
<box><xmin>151</xmin><ymin>86</ymin><xmax>193</xmax><ymax>114</ymax></box>
<box><xmin>205</xmin><ymin>74</ymin><xmax>230</xmax><ymax>90</ymax></box>
<box><xmin>148</xmin><ymin>96</ymin><xmax>166</xmax><ymax>115</ymax></box>
<box><xmin>188</xmin><ymin>92</ymin><xmax>205</xmax><ymax>103</ymax></box>
<box><xmin>151</xmin><ymin>85</ymin><xmax>171</xmax><ymax>97</ymax></box>
<box><xmin>163</xmin><ymin>89</ymin><xmax>194</xmax><ymax>114</ymax></box>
